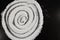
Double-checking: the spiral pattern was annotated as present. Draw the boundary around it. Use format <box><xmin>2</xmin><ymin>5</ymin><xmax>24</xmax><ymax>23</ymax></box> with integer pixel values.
<box><xmin>2</xmin><ymin>0</ymin><xmax>43</xmax><ymax>39</ymax></box>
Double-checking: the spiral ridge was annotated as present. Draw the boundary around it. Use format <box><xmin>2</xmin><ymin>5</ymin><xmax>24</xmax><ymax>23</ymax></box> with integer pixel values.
<box><xmin>2</xmin><ymin>0</ymin><xmax>43</xmax><ymax>39</ymax></box>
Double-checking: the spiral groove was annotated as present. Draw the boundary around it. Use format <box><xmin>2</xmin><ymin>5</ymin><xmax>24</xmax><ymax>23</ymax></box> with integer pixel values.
<box><xmin>2</xmin><ymin>0</ymin><xmax>43</xmax><ymax>40</ymax></box>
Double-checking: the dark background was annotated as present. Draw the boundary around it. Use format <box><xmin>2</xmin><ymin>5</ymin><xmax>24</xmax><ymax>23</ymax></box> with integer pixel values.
<box><xmin>0</xmin><ymin>0</ymin><xmax>60</xmax><ymax>40</ymax></box>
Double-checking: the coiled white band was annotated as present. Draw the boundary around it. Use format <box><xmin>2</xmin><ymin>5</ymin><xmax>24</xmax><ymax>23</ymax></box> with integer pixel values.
<box><xmin>2</xmin><ymin>0</ymin><xmax>43</xmax><ymax>40</ymax></box>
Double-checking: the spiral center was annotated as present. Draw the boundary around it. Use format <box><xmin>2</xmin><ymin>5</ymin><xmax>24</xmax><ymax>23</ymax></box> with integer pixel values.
<box><xmin>17</xmin><ymin>12</ymin><xmax>28</xmax><ymax>26</ymax></box>
<box><xmin>20</xmin><ymin>16</ymin><xmax>27</xmax><ymax>23</ymax></box>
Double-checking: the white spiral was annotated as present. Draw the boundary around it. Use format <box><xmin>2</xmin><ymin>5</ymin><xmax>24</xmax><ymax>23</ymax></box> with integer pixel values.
<box><xmin>2</xmin><ymin>0</ymin><xmax>43</xmax><ymax>40</ymax></box>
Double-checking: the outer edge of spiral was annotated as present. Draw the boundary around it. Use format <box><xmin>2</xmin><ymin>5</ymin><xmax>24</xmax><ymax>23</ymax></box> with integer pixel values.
<box><xmin>2</xmin><ymin>0</ymin><xmax>43</xmax><ymax>40</ymax></box>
